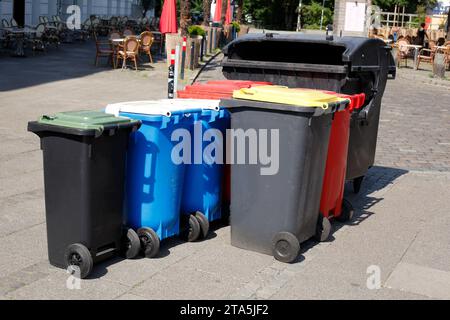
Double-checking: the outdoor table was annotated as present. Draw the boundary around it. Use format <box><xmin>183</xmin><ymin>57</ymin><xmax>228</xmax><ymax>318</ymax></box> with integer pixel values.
<box><xmin>1</xmin><ymin>27</ymin><xmax>37</xmax><ymax>57</ymax></box>
<box><xmin>403</xmin><ymin>44</ymin><xmax>423</xmax><ymax>70</ymax></box>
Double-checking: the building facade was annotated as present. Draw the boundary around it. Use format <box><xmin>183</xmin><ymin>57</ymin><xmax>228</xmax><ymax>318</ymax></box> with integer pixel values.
<box><xmin>0</xmin><ymin>0</ymin><xmax>142</xmax><ymax>26</ymax></box>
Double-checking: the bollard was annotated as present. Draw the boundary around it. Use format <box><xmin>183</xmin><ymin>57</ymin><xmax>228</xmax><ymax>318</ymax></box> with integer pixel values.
<box><xmin>212</xmin><ymin>28</ymin><xmax>216</xmax><ymax>52</ymax></box>
<box><xmin>200</xmin><ymin>36</ymin><xmax>205</xmax><ymax>61</ymax></box>
<box><xmin>168</xmin><ymin>49</ymin><xmax>175</xmax><ymax>99</ymax></box>
<box><xmin>433</xmin><ymin>52</ymin><xmax>446</xmax><ymax>79</ymax></box>
<box><xmin>189</xmin><ymin>41</ymin><xmax>195</xmax><ymax>70</ymax></box>
<box><xmin>180</xmin><ymin>36</ymin><xmax>187</xmax><ymax>80</ymax></box>
<box><xmin>175</xmin><ymin>45</ymin><xmax>180</xmax><ymax>95</ymax></box>
<box><xmin>208</xmin><ymin>29</ymin><xmax>213</xmax><ymax>54</ymax></box>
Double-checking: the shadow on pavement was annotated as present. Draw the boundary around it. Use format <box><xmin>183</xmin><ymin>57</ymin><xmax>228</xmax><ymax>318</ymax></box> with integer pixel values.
<box><xmin>299</xmin><ymin>165</ymin><xmax>409</xmax><ymax>258</ymax></box>
<box><xmin>0</xmin><ymin>39</ymin><xmax>163</xmax><ymax>92</ymax></box>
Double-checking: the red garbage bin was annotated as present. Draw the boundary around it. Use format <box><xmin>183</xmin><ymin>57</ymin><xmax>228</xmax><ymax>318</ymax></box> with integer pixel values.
<box><xmin>319</xmin><ymin>92</ymin><xmax>365</xmax><ymax>225</ymax></box>
<box><xmin>177</xmin><ymin>80</ymin><xmax>272</xmax><ymax>220</ymax></box>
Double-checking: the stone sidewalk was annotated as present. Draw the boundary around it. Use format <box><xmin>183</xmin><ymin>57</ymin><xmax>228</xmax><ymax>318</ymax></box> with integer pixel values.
<box><xmin>0</xmin><ymin>42</ymin><xmax>449</xmax><ymax>300</ymax></box>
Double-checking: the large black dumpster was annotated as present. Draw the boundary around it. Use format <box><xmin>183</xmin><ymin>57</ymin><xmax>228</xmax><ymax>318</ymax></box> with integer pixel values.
<box><xmin>28</xmin><ymin>111</ymin><xmax>141</xmax><ymax>278</ymax></box>
<box><xmin>222</xmin><ymin>33</ymin><xmax>396</xmax><ymax>193</ymax></box>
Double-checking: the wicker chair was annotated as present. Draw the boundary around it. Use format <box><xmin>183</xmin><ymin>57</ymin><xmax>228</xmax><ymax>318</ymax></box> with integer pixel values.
<box><xmin>139</xmin><ymin>31</ymin><xmax>154</xmax><ymax>63</ymax></box>
<box><xmin>94</xmin><ymin>33</ymin><xmax>116</xmax><ymax>68</ymax></box>
<box><xmin>397</xmin><ymin>39</ymin><xmax>412</xmax><ymax>68</ymax></box>
<box><xmin>10</xmin><ymin>18</ymin><xmax>18</xmax><ymax>27</ymax></box>
<box><xmin>29</xmin><ymin>24</ymin><xmax>47</xmax><ymax>54</ymax></box>
<box><xmin>2</xmin><ymin>19</ymin><xmax>10</xmax><ymax>28</ymax></box>
<box><xmin>116</xmin><ymin>36</ymin><xmax>140</xmax><ymax>70</ymax></box>
<box><xmin>416</xmin><ymin>41</ymin><xmax>437</xmax><ymax>70</ymax></box>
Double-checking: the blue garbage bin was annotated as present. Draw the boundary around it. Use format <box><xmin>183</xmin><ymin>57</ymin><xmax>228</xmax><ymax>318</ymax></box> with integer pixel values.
<box><xmin>105</xmin><ymin>100</ymin><xmax>223</xmax><ymax>257</ymax></box>
<box><xmin>159</xmin><ymin>99</ymin><xmax>230</xmax><ymax>238</ymax></box>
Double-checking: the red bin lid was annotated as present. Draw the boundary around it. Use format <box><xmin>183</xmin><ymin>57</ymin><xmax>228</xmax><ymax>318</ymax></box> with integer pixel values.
<box><xmin>177</xmin><ymin>80</ymin><xmax>272</xmax><ymax>99</ymax></box>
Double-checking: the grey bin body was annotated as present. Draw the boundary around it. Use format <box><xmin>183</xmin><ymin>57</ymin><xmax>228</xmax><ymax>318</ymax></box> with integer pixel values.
<box><xmin>221</xmin><ymin>98</ymin><xmax>341</xmax><ymax>258</ymax></box>
<box><xmin>221</xmin><ymin>34</ymin><xmax>396</xmax><ymax>182</ymax></box>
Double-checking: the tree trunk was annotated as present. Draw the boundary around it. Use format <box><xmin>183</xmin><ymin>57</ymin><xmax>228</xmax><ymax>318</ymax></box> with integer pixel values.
<box><xmin>202</xmin><ymin>0</ymin><xmax>212</xmax><ymax>26</ymax></box>
<box><xmin>180</xmin><ymin>0</ymin><xmax>191</xmax><ymax>36</ymax></box>
<box><xmin>236</xmin><ymin>0</ymin><xmax>244</xmax><ymax>23</ymax></box>
<box><xmin>221</xmin><ymin>0</ymin><xmax>228</xmax><ymax>25</ymax></box>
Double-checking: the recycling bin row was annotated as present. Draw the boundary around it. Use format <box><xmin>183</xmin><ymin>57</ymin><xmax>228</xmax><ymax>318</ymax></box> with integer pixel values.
<box><xmin>28</xmin><ymin>81</ymin><xmax>368</xmax><ymax>278</ymax></box>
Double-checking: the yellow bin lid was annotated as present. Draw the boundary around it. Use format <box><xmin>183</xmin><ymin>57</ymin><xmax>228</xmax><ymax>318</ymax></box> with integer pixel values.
<box><xmin>233</xmin><ymin>86</ymin><xmax>349</xmax><ymax>109</ymax></box>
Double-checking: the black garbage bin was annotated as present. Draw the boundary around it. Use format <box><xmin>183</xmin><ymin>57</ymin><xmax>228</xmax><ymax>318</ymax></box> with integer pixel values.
<box><xmin>221</xmin><ymin>86</ymin><xmax>349</xmax><ymax>263</ymax></box>
<box><xmin>222</xmin><ymin>33</ymin><xmax>396</xmax><ymax>193</ymax></box>
<box><xmin>28</xmin><ymin>111</ymin><xmax>141</xmax><ymax>278</ymax></box>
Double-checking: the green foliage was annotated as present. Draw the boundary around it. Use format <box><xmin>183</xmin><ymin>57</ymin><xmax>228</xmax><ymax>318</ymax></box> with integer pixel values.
<box><xmin>188</xmin><ymin>25</ymin><xmax>206</xmax><ymax>37</ymax></box>
<box><xmin>231</xmin><ymin>21</ymin><xmax>241</xmax><ymax>33</ymax></box>
<box><xmin>301</xmin><ymin>1</ymin><xmax>333</xmax><ymax>30</ymax></box>
<box><xmin>241</xmin><ymin>0</ymin><xmax>334</xmax><ymax>30</ymax></box>
<box><xmin>372</xmin><ymin>0</ymin><xmax>438</xmax><ymax>13</ymax></box>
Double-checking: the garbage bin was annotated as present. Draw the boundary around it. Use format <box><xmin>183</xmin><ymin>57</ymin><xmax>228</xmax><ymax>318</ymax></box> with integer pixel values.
<box><xmin>316</xmin><ymin>91</ymin><xmax>366</xmax><ymax>226</ymax></box>
<box><xmin>222</xmin><ymin>33</ymin><xmax>396</xmax><ymax>193</ymax></box>
<box><xmin>177</xmin><ymin>80</ymin><xmax>271</xmax><ymax>220</ymax></box>
<box><xmin>221</xmin><ymin>86</ymin><xmax>349</xmax><ymax>263</ymax></box>
<box><xmin>28</xmin><ymin>111</ymin><xmax>141</xmax><ymax>279</ymax></box>
<box><xmin>105</xmin><ymin>100</ymin><xmax>220</xmax><ymax>257</ymax></box>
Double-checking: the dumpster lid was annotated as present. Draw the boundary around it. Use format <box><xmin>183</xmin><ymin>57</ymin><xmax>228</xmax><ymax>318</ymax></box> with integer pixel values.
<box><xmin>233</xmin><ymin>86</ymin><xmax>350</xmax><ymax>109</ymax></box>
<box><xmin>105</xmin><ymin>99</ymin><xmax>220</xmax><ymax>117</ymax></box>
<box><xmin>223</xmin><ymin>33</ymin><xmax>391</xmax><ymax>72</ymax></box>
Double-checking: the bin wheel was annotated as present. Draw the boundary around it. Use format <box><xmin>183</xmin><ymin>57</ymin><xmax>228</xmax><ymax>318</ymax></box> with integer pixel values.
<box><xmin>272</xmin><ymin>232</ymin><xmax>300</xmax><ymax>263</ymax></box>
<box><xmin>187</xmin><ymin>214</ymin><xmax>201</xmax><ymax>242</ymax></box>
<box><xmin>64</xmin><ymin>243</ymin><xmax>93</xmax><ymax>279</ymax></box>
<box><xmin>353</xmin><ymin>176</ymin><xmax>364</xmax><ymax>194</ymax></box>
<box><xmin>315</xmin><ymin>214</ymin><xmax>332</xmax><ymax>242</ymax></box>
<box><xmin>137</xmin><ymin>227</ymin><xmax>160</xmax><ymax>258</ymax></box>
<box><xmin>337</xmin><ymin>198</ymin><xmax>354</xmax><ymax>222</ymax></box>
<box><xmin>194</xmin><ymin>211</ymin><xmax>210</xmax><ymax>239</ymax></box>
<box><xmin>121</xmin><ymin>228</ymin><xmax>140</xmax><ymax>259</ymax></box>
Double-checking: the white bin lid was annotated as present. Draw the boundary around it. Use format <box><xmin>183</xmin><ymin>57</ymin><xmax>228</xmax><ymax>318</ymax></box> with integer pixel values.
<box><xmin>105</xmin><ymin>99</ymin><xmax>220</xmax><ymax>117</ymax></box>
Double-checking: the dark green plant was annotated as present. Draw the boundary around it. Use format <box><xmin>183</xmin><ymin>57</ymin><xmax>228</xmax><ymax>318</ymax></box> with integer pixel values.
<box><xmin>301</xmin><ymin>1</ymin><xmax>333</xmax><ymax>30</ymax></box>
<box><xmin>231</xmin><ymin>21</ymin><xmax>241</xmax><ymax>33</ymax></box>
<box><xmin>188</xmin><ymin>25</ymin><xmax>206</xmax><ymax>37</ymax></box>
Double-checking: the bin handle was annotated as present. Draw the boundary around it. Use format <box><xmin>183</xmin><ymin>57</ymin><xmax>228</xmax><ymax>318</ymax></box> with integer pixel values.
<box><xmin>42</xmin><ymin>115</ymin><xmax>56</xmax><ymax>121</ymax></box>
<box><xmin>357</xmin><ymin>56</ymin><xmax>381</xmax><ymax>121</ymax></box>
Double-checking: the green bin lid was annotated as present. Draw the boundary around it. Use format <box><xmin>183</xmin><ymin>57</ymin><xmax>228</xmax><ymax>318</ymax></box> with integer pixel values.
<box><xmin>38</xmin><ymin>110</ymin><xmax>135</xmax><ymax>130</ymax></box>
<box><xmin>29</xmin><ymin>110</ymin><xmax>140</xmax><ymax>137</ymax></box>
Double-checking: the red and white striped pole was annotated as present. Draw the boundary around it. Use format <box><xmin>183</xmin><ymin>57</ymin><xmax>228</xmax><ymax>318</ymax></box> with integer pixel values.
<box><xmin>168</xmin><ymin>49</ymin><xmax>176</xmax><ymax>99</ymax></box>
<box><xmin>180</xmin><ymin>36</ymin><xmax>187</xmax><ymax>80</ymax></box>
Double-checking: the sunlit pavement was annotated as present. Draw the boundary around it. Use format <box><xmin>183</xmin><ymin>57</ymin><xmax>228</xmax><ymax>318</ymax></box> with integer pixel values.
<box><xmin>1</xmin><ymin>41</ymin><xmax>449</xmax><ymax>300</ymax></box>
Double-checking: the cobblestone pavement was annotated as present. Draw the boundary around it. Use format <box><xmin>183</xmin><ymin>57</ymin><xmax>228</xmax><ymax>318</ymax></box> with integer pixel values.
<box><xmin>375</xmin><ymin>76</ymin><xmax>450</xmax><ymax>172</ymax></box>
<box><xmin>0</xmin><ymin>42</ymin><xmax>449</xmax><ymax>300</ymax></box>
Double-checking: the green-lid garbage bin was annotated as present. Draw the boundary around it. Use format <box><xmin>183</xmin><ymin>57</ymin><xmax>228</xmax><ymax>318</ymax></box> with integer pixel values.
<box><xmin>28</xmin><ymin>111</ymin><xmax>141</xmax><ymax>279</ymax></box>
<box><xmin>221</xmin><ymin>86</ymin><xmax>349</xmax><ymax>263</ymax></box>
<box><xmin>221</xmin><ymin>33</ymin><xmax>396</xmax><ymax>193</ymax></box>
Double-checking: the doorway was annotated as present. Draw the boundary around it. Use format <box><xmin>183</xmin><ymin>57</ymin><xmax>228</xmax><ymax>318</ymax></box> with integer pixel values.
<box><xmin>13</xmin><ymin>0</ymin><xmax>26</xmax><ymax>27</ymax></box>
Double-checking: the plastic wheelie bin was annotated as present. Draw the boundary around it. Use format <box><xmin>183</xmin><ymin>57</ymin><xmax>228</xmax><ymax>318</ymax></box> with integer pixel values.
<box><xmin>159</xmin><ymin>98</ymin><xmax>229</xmax><ymax>235</ymax></box>
<box><xmin>28</xmin><ymin>111</ymin><xmax>141</xmax><ymax>279</ymax></box>
<box><xmin>104</xmin><ymin>100</ymin><xmax>220</xmax><ymax>257</ymax></box>
<box><xmin>222</xmin><ymin>33</ymin><xmax>396</xmax><ymax>193</ymax></box>
<box><xmin>221</xmin><ymin>86</ymin><xmax>350</xmax><ymax>263</ymax></box>
<box><xmin>317</xmin><ymin>91</ymin><xmax>366</xmax><ymax>227</ymax></box>
<box><xmin>177</xmin><ymin>80</ymin><xmax>271</xmax><ymax>222</ymax></box>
